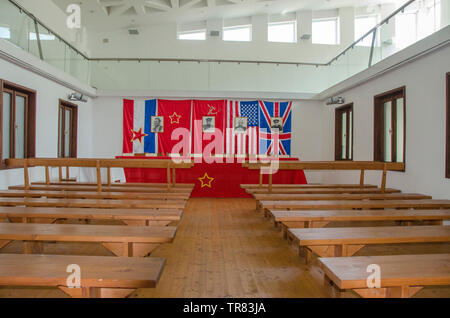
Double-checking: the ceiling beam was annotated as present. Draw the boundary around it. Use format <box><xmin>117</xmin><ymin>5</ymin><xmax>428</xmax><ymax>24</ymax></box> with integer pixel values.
<box><xmin>145</xmin><ymin>0</ymin><xmax>172</xmax><ymax>11</ymax></box>
<box><xmin>180</xmin><ymin>0</ymin><xmax>203</xmax><ymax>9</ymax></box>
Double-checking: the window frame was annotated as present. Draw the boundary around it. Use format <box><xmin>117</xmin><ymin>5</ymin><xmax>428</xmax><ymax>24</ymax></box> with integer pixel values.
<box><xmin>58</xmin><ymin>99</ymin><xmax>78</xmax><ymax>158</ymax></box>
<box><xmin>354</xmin><ymin>14</ymin><xmax>379</xmax><ymax>47</ymax></box>
<box><xmin>222</xmin><ymin>24</ymin><xmax>252</xmax><ymax>42</ymax></box>
<box><xmin>267</xmin><ymin>20</ymin><xmax>297</xmax><ymax>43</ymax></box>
<box><xmin>0</xmin><ymin>79</ymin><xmax>36</xmax><ymax>169</ymax></box>
<box><xmin>373</xmin><ymin>86</ymin><xmax>406</xmax><ymax>167</ymax></box>
<box><xmin>177</xmin><ymin>29</ymin><xmax>207</xmax><ymax>41</ymax></box>
<box><xmin>335</xmin><ymin>103</ymin><xmax>354</xmax><ymax>161</ymax></box>
<box><xmin>446</xmin><ymin>72</ymin><xmax>450</xmax><ymax>178</ymax></box>
<box><xmin>312</xmin><ymin>17</ymin><xmax>339</xmax><ymax>45</ymax></box>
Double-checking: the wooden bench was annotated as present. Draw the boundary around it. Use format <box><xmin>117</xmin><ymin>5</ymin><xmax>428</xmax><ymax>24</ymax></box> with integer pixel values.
<box><xmin>255</xmin><ymin>193</ymin><xmax>431</xmax><ymax>213</ymax></box>
<box><xmin>260</xmin><ymin>199</ymin><xmax>450</xmax><ymax>211</ymax></box>
<box><xmin>0</xmin><ymin>254</ymin><xmax>166</xmax><ymax>298</ymax></box>
<box><xmin>289</xmin><ymin>225</ymin><xmax>450</xmax><ymax>264</ymax></box>
<box><xmin>9</xmin><ymin>184</ymin><xmax>193</xmax><ymax>193</ymax></box>
<box><xmin>0</xmin><ymin>190</ymin><xmax>190</xmax><ymax>201</ymax></box>
<box><xmin>0</xmin><ymin>198</ymin><xmax>187</xmax><ymax>209</ymax></box>
<box><xmin>0</xmin><ymin>223</ymin><xmax>177</xmax><ymax>257</ymax></box>
<box><xmin>271</xmin><ymin>209</ymin><xmax>450</xmax><ymax>239</ymax></box>
<box><xmin>319</xmin><ymin>254</ymin><xmax>450</xmax><ymax>298</ymax></box>
<box><xmin>242</xmin><ymin>184</ymin><xmax>379</xmax><ymax>190</ymax></box>
<box><xmin>0</xmin><ymin>206</ymin><xmax>182</xmax><ymax>227</ymax></box>
<box><xmin>5</xmin><ymin>158</ymin><xmax>194</xmax><ymax>192</ymax></box>
<box><xmin>246</xmin><ymin>187</ymin><xmax>401</xmax><ymax>195</ymax></box>
<box><xmin>32</xmin><ymin>181</ymin><xmax>194</xmax><ymax>188</ymax></box>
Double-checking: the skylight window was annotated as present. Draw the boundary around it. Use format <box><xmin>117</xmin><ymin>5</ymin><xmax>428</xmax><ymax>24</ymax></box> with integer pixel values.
<box><xmin>178</xmin><ymin>30</ymin><xmax>206</xmax><ymax>40</ymax></box>
<box><xmin>268</xmin><ymin>21</ymin><xmax>297</xmax><ymax>43</ymax></box>
<box><xmin>355</xmin><ymin>15</ymin><xmax>379</xmax><ymax>46</ymax></box>
<box><xmin>223</xmin><ymin>25</ymin><xmax>252</xmax><ymax>42</ymax></box>
<box><xmin>312</xmin><ymin>18</ymin><xmax>339</xmax><ymax>45</ymax></box>
<box><xmin>29</xmin><ymin>32</ymin><xmax>56</xmax><ymax>40</ymax></box>
<box><xmin>0</xmin><ymin>26</ymin><xmax>10</xmax><ymax>39</ymax></box>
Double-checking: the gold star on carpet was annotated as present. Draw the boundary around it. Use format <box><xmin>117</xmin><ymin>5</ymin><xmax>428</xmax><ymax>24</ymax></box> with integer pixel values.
<box><xmin>198</xmin><ymin>172</ymin><xmax>214</xmax><ymax>188</ymax></box>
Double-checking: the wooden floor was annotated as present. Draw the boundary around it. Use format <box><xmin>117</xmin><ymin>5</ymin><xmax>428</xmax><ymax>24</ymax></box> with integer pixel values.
<box><xmin>0</xmin><ymin>198</ymin><xmax>450</xmax><ymax>298</ymax></box>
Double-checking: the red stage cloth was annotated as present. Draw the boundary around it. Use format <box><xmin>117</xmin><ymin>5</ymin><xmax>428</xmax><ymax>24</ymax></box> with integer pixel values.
<box><xmin>116</xmin><ymin>157</ymin><xmax>307</xmax><ymax>198</ymax></box>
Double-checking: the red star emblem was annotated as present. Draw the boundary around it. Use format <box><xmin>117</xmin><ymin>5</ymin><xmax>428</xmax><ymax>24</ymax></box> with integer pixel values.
<box><xmin>169</xmin><ymin>112</ymin><xmax>182</xmax><ymax>124</ymax></box>
<box><xmin>207</xmin><ymin>104</ymin><xmax>217</xmax><ymax>115</ymax></box>
<box><xmin>198</xmin><ymin>172</ymin><xmax>214</xmax><ymax>188</ymax></box>
<box><xmin>130</xmin><ymin>128</ymin><xmax>148</xmax><ymax>144</ymax></box>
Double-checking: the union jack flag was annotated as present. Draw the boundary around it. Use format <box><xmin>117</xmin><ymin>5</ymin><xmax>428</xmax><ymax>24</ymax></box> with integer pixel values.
<box><xmin>259</xmin><ymin>101</ymin><xmax>293</xmax><ymax>156</ymax></box>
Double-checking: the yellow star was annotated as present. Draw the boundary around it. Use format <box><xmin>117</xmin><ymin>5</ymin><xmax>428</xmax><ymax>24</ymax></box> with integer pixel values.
<box><xmin>169</xmin><ymin>112</ymin><xmax>182</xmax><ymax>124</ymax></box>
<box><xmin>198</xmin><ymin>172</ymin><xmax>214</xmax><ymax>188</ymax></box>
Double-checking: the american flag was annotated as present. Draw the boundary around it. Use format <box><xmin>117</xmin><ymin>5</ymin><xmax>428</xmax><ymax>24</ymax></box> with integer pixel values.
<box><xmin>225</xmin><ymin>100</ymin><xmax>259</xmax><ymax>155</ymax></box>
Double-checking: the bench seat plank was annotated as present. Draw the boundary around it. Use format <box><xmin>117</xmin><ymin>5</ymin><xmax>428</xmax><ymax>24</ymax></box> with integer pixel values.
<box><xmin>0</xmin><ymin>190</ymin><xmax>190</xmax><ymax>201</ymax></box>
<box><xmin>0</xmin><ymin>198</ymin><xmax>187</xmax><ymax>209</ymax></box>
<box><xmin>247</xmin><ymin>188</ymin><xmax>400</xmax><ymax>195</ymax></box>
<box><xmin>32</xmin><ymin>181</ymin><xmax>194</xmax><ymax>188</ymax></box>
<box><xmin>290</xmin><ymin>226</ymin><xmax>450</xmax><ymax>263</ymax></box>
<box><xmin>272</xmin><ymin>209</ymin><xmax>450</xmax><ymax>223</ymax></box>
<box><xmin>0</xmin><ymin>254</ymin><xmax>165</xmax><ymax>298</ymax></box>
<box><xmin>319</xmin><ymin>254</ymin><xmax>450</xmax><ymax>298</ymax></box>
<box><xmin>291</xmin><ymin>225</ymin><xmax>450</xmax><ymax>246</ymax></box>
<box><xmin>261</xmin><ymin>199</ymin><xmax>450</xmax><ymax>210</ymax></box>
<box><xmin>255</xmin><ymin>193</ymin><xmax>431</xmax><ymax>201</ymax></box>
<box><xmin>0</xmin><ymin>223</ymin><xmax>177</xmax><ymax>257</ymax></box>
<box><xmin>0</xmin><ymin>206</ymin><xmax>182</xmax><ymax>222</ymax></box>
<box><xmin>9</xmin><ymin>185</ymin><xmax>193</xmax><ymax>193</ymax></box>
<box><xmin>0</xmin><ymin>223</ymin><xmax>176</xmax><ymax>243</ymax></box>
<box><xmin>241</xmin><ymin>184</ymin><xmax>378</xmax><ymax>189</ymax></box>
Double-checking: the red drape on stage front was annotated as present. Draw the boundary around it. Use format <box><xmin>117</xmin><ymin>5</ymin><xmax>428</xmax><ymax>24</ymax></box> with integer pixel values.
<box><xmin>117</xmin><ymin>157</ymin><xmax>308</xmax><ymax>198</ymax></box>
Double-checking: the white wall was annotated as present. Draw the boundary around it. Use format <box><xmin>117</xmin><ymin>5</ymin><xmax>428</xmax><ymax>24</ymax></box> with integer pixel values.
<box><xmin>321</xmin><ymin>43</ymin><xmax>450</xmax><ymax>199</ymax></box>
<box><xmin>0</xmin><ymin>57</ymin><xmax>94</xmax><ymax>190</ymax></box>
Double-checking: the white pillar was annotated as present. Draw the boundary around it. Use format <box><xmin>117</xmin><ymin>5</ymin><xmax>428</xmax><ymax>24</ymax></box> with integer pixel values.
<box><xmin>206</xmin><ymin>18</ymin><xmax>223</xmax><ymax>41</ymax></box>
<box><xmin>339</xmin><ymin>7</ymin><xmax>355</xmax><ymax>47</ymax></box>
<box><xmin>252</xmin><ymin>14</ymin><xmax>268</xmax><ymax>43</ymax></box>
<box><xmin>297</xmin><ymin>10</ymin><xmax>312</xmax><ymax>44</ymax></box>
<box><xmin>442</xmin><ymin>0</ymin><xmax>450</xmax><ymax>28</ymax></box>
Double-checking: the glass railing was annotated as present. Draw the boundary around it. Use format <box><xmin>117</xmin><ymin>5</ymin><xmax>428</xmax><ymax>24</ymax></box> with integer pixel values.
<box><xmin>0</xmin><ymin>0</ymin><xmax>448</xmax><ymax>93</ymax></box>
<box><xmin>0</xmin><ymin>0</ymin><xmax>90</xmax><ymax>84</ymax></box>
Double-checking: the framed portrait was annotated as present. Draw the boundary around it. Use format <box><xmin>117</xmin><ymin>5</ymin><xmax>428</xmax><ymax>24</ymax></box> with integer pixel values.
<box><xmin>234</xmin><ymin>117</ymin><xmax>248</xmax><ymax>134</ymax></box>
<box><xmin>203</xmin><ymin>116</ymin><xmax>215</xmax><ymax>133</ymax></box>
<box><xmin>151</xmin><ymin>116</ymin><xmax>164</xmax><ymax>133</ymax></box>
<box><xmin>270</xmin><ymin>117</ymin><xmax>283</xmax><ymax>133</ymax></box>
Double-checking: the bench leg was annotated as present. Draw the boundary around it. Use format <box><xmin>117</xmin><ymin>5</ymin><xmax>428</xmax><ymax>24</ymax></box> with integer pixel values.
<box><xmin>103</xmin><ymin>242</ymin><xmax>160</xmax><ymax>257</ymax></box>
<box><xmin>0</xmin><ymin>240</ymin><xmax>11</xmax><ymax>250</ymax></box>
<box><xmin>353</xmin><ymin>286</ymin><xmax>423</xmax><ymax>298</ymax></box>
<box><xmin>334</xmin><ymin>244</ymin><xmax>365</xmax><ymax>257</ymax></box>
<box><xmin>22</xmin><ymin>241</ymin><xmax>43</xmax><ymax>254</ymax></box>
<box><xmin>324</xmin><ymin>275</ymin><xmax>342</xmax><ymax>298</ymax></box>
<box><xmin>59</xmin><ymin>286</ymin><xmax>136</xmax><ymax>298</ymax></box>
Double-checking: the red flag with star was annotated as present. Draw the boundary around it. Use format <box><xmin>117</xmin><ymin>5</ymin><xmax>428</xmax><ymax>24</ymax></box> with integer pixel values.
<box><xmin>157</xmin><ymin>100</ymin><xmax>192</xmax><ymax>156</ymax></box>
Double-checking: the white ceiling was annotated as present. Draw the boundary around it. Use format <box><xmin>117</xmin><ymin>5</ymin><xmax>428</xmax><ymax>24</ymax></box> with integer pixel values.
<box><xmin>51</xmin><ymin>0</ymin><xmax>406</xmax><ymax>32</ymax></box>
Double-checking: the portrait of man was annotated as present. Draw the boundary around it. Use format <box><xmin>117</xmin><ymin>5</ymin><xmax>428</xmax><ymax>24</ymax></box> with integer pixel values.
<box><xmin>234</xmin><ymin>117</ymin><xmax>248</xmax><ymax>133</ymax></box>
<box><xmin>151</xmin><ymin>116</ymin><xmax>164</xmax><ymax>133</ymax></box>
<box><xmin>203</xmin><ymin>116</ymin><xmax>215</xmax><ymax>133</ymax></box>
<box><xmin>270</xmin><ymin>117</ymin><xmax>283</xmax><ymax>133</ymax></box>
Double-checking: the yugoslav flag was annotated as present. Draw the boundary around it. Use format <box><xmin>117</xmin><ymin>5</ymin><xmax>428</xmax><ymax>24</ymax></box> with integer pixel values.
<box><xmin>123</xmin><ymin>99</ymin><xmax>158</xmax><ymax>154</ymax></box>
